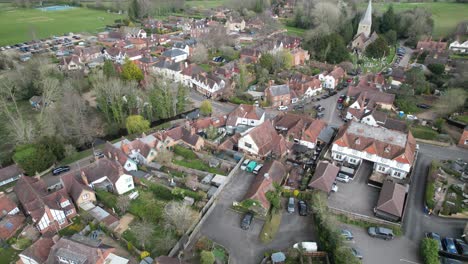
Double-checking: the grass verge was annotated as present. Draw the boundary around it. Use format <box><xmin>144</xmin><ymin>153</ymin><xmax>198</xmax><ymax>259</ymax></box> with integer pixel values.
<box><xmin>259</xmin><ymin>210</ymin><xmax>282</xmax><ymax>243</ymax></box>
<box><xmin>335</xmin><ymin>214</ymin><xmax>402</xmax><ymax>236</ymax></box>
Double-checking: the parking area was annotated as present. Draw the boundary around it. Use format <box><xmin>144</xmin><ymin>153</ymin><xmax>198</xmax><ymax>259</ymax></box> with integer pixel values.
<box><xmin>197</xmin><ymin>169</ymin><xmax>316</xmax><ymax>264</ymax></box>
<box><xmin>341</xmin><ymin>224</ymin><xmax>420</xmax><ymax>264</ymax></box>
<box><xmin>328</xmin><ymin>161</ymin><xmax>380</xmax><ymax>217</ymax></box>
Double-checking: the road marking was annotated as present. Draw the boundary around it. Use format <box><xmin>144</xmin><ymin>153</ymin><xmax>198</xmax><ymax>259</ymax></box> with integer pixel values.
<box><xmin>400</xmin><ymin>259</ymin><xmax>421</xmax><ymax>264</ymax></box>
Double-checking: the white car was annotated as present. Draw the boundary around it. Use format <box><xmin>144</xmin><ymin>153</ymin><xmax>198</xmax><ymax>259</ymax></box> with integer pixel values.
<box><xmin>253</xmin><ymin>164</ymin><xmax>263</xmax><ymax>174</ymax></box>
<box><xmin>241</xmin><ymin>159</ymin><xmax>251</xmax><ymax>171</ymax></box>
<box><xmin>336</xmin><ymin>173</ymin><xmax>350</xmax><ymax>183</ymax></box>
<box><xmin>278</xmin><ymin>105</ymin><xmax>288</xmax><ymax>111</ymax></box>
<box><xmin>406</xmin><ymin>115</ymin><xmax>418</xmax><ymax>121</ymax></box>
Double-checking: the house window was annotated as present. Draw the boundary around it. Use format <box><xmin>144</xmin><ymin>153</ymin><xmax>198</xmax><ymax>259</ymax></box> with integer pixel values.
<box><xmin>393</xmin><ymin>171</ymin><xmax>403</xmax><ymax>178</ymax></box>
<box><xmin>58</xmin><ymin>218</ymin><xmax>66</xmax><ymax>225</ymax></box>
<box><xmin>245</xmin><ymin>142</ymin><xmax>252</xmax><ymax>149</ymax></box>
<box><xmin>82</xmin><ymin>194</ymin><xmax>89</xmax><ymax>200</ymax></box>
<box><xmin>465</xmin><ymin>139</ymin><xmax>468</xmax><ymax>145</ymax></box>
<box><xmin>126</xmin><ymin>178</ymin><xmax>132</xmax><ymax>183</ymax></box>
<box><xmin>377</xmin><ymin>165</ymin><xmax>387</xmax><ymax>173</ymax></box>
<box><xmin>334</xmin><ymin>154</ymin><xmax>343</xmax><ymax>160</ymax></box>
<box><xmin>60</xmin><ymin>200</ymin><xmax>71</xmax><ymax>208</ymax></box>
<box><xmin>348</xmin><ymin>158</ymin><xmax>358</xmax><ymax>164</ymax></box>
<box><xmin>65</xmin><ymin>209</ymin><xmax>74</xmax><ymax>216</ymax></box>
<box><xmin>128</xmin><ymin>184</ymin><xmax>133</xmax><ymax>188</ymax></box>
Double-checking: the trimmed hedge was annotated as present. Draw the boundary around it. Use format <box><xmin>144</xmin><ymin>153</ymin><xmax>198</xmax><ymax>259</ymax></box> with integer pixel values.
<box><xmin>149</xmin><ymin>183</ymin><xmax>177</xmax><ymax>201</ymax></box>
<box><xmin>420</xmin><ymin>238</ymin><xmax>439</xmax><ymax>264</ymax></box>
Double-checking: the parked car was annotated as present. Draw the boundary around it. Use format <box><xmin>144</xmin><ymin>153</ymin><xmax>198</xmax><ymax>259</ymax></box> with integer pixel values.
<box><xmin>287</xmin><ymin>197</ymin><xmax>295</xmax><ymax>213</ymax></box>
<box><xmin>329</xmin><ymin>90</ymin><xmax>337</xmax><ymax>96</ymax></box>
<box><xmin>317</xmin><ymin>107</ymin><xmax>325</xmax><ymax>112</ymax></box>
<box><xmin>417</xmin><ymin>104</ymin><xmax>431</xmax><ymax>109</ymax></box>
<box><xmin>94</xmin><ymin>151</ymin><xmax>105</xmax><ymax>159</ymax></box>
<box><xmin>341</xmin><ymin>229</ymin><xmax>354</xmax><ymax>240</ymax></box>
<box><xmin>253</xmin><ymin>164</ymin><xmax>263</xmax><ymax>175</ymax></box>
<box><xmin>298</xmin><ymin>200</ymin><xmax>308</xmax><ymax>216</ymax></box>
<box><xmin>241</xmin><ymin>159</ymin><xmax>251</xmax><ymax>170</ymax></box>
<box><xmin>454</xmin><ymin>239</ymin><xmax>468</xmax><ymax>255</ymax></box>
<box><xmin>321</xmin><ymin>94</ymin><xmax>329</xmax><ymax>99</ymax></box>
<box><xmin>367</xmin><ymin>227</ymin><xmax>394</xmax><ymax>240</ymax></box>
<box><xmin>293</xmin><ymin>242</ymin><xmax>317</xmax><ymax>253</ymax></box>
<box><xmin>294</xmin><ymin>105</ymin><xmax>304</xmax><ymax>110</ymax></box>
<box><xmin>337</xmin><ymin>104</ymin><xmax>344</xmax><ymax>110</ymax></box>
<box><xmin>278</xmin><ymin>105</ymin><xmax>288</xmax><ymax>111</ymax></box>
<box><xmin>425</xmin><ymin>232</ymin><xmax>442</xmax><ymax>250</ymax></box>
<box><xmin>442</xmin><ymin>238</ymin><xmax>457</xmax><ymax>254</ymax></box>
<box><xmin>241</xmin><ymin>212</ymin><xmax>254</xmax><ymax>230</ymax></box>
<box><xmin>351</xmin><ymin>248</ymin><xmax>363</xmax><ymax>259</ymax></box>
<box><xmin>316</xmin><ymin>112</ymin><xmax>325</xmax><ymax>119</ymax></box>
<box><xmin>52</xmin><ymin>166</ymin><xmax>70</xmax><ymax>176</ymax></box>
<box><xmin>336</xmin><ymin>173</ymin><xmax>350</xmax><ymax>183</ymax></box>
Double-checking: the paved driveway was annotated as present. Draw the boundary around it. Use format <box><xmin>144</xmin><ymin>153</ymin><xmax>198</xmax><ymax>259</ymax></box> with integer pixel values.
<box><xmin>328</xmin><ymin>161</ymin><xmax>379</xmax><ymax>217</ymax></box>
<box><xmin>198</xmin><ymin>170</ymin><xmax>316</xmax><ymax>264</ymax></box>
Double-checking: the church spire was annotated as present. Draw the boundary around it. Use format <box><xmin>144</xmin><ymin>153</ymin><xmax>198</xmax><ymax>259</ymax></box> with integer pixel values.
<box><xmin>361</xmin><ymin>0</ymin><xmax>372</xmax><ymax>26</ymax></box>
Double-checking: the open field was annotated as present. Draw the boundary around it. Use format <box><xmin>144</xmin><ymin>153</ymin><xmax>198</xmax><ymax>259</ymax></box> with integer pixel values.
<box><xmin>185</xmin><ymin>0</ymin><xmax>227</xmax><ymax>9</ymax></box>
<box><xmin>0</xmin><ymin>7</ymin><xmax>122</xmax><ymax>46</ymax></box>
<box><xmin>358</xmin><ymin>2</ymin><xmax>468</xmax><ymax>38</ymax></box>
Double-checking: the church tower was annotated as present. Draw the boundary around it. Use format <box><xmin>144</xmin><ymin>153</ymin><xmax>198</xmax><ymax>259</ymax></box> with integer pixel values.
<box><xmin>357</xmin><ymin>0</ymin><xmax>372</xmax><ymax>38</ymax></box>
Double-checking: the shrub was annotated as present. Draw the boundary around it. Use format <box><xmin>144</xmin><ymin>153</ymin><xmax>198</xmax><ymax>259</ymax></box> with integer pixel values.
<box><xmin>172</xmin><ymin>187</ymin><xmax>206</xmax><ymax>201</ymax></box>
<box><xmin>195</xmin><ymin>236</ymin><xmax>213</xmax><ymax>252</ymax></box>
<box><xmin>140</xmin><ymin>251</ymin><xmax>150</xmax><ymax>260</ymax></box>
<box><xmin>173</xmin><ymin>145</ymin><xmax>197</xmax><ymax>160</ymax></box>
<box><xmin>149</xmin><ymin>183</ymin><xmax>176</xmax><ymax>200</ymax></box>
<box><xmin>127</xmin><ymin>242</ymin><xmax>133</xmax><ymax>251</ymax></box>
<box><xmin>200</xmin><ymin>250</ymin><xmax>215</xmax><ymax>264</ymax></box>
<box><xmin>15</xmin><ymin>238</ymin><xmax>32</xmax><ymax>250</ymax></box>
<box><xmin>420</xmin><ymin>238</ymin><xmax>439</xmax><ymax>264</ymax></box>
<box><xmin>95</xmin><ymin>190</ymin><xmax>118</xmax><ymax>212</ymax></box>
<box><xmin>425</xmin><ymin>181</ymin><xmax>436</xmax><ymax>209</ymax></box>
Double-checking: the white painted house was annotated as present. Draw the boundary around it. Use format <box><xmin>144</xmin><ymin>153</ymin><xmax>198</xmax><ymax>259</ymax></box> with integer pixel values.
<box><xmin>191</xmin><ymin>73</ymin><xmax>226</xmax><ymax>97</ymax></box>
<box><xmin>225</xmin><ymin>104</ymin><xmax>265</xmax><ymax>129</ymax></box>
<box><xmin>331</xmin><ymin>121</ymin><xmax>417</xmax><ymax>179</ymax></box>
<box><xmin>449</xmin><ymin>40</ymin><xmax>468</xmax><ymax>53</ymax></box>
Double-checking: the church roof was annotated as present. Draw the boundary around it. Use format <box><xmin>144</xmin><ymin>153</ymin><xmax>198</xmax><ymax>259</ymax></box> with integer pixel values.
<box><xmin>360</xmin><ymin>0</ymin><xmax>372</xmax><ymax>26</ymax></box>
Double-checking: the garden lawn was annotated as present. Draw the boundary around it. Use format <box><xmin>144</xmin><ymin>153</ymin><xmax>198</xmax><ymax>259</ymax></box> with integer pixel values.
<box><xmin>259</xmin><ymin>210</ymin><xmax>282</xmax><ymax>243</ymax></box>
<box><xmin>0</xmin><ymin>247</ymin><xmax>19</xmax><ymax>264</ymax></box>
<box><xmin>410</xmin><ymin>125</ymin><xmax>439</xmax><ymax>141</ymax></box>
<box><xmin>0</xmin><ymin>7</ymin><xmax>122</xmax><ymax>46</ymax></box>
<box><xmin>453</xmin><ymin>115</ymin><xmax>468</xmax><ymax>124</ymax></box>
<box><xmin>359</xmin><ymin>2</ymin><xmax>468</xmax><ymax>38</ymax></box>
<box><xmin>184</xmin><ymin>0</ymin><xmax>227</xmax><ymax>9</ymax></box>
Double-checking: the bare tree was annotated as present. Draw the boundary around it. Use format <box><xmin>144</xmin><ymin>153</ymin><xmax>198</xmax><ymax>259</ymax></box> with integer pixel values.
<box><xmin>137</xmin><ymin>0</ymin><xmax>152</xmax><ymax>18</ymax></box>
<box><xmin>201</xmin><ymin>25</ymin><xmax>233</xmax><ymax>52</ymax></box>
<box><xmin>191</xmin><ymin>44</ymin><xmax>209</xmax><ymax>64</ymax></box>
<box><xmin>117</xmin><ymin>195</ymin><xmax>131</xmax><ymax>214</ymax></box>
<box><xmin>164</xmin><ymin>201</ymin><xmax>199</xmax><ymax>235</ymax></box>
<box><xmin>155</xmin><ymin>147</ymin><xmax>174</xmax><ymax>165</ymax></box>
<box><xmin>184</xmin><ymin>175</ymin><xmax>198</xmax><ymax>191</ymax></box>
<box><xmin>132</xmin><ymin>220</ymin><xmax>154</xmax><ymax>250</ymax></box>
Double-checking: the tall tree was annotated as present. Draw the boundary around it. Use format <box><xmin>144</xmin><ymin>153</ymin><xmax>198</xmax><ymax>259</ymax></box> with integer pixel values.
<box><xmin>176</xmin><ymin>84</ymin><xmax>187</xmax><ymax>114</ymax></box>
<box><xmin>121</xmin><ymin>59</ymin><xmax>144</xmax><ymax>82</ymax></box>
<box><xmin>191</xmin><ymin>44</ymin><xmax>208</xmax><ymax>64</ymax></box>
<box><xmin>380</xmin><ymin>5</ymin><xmax>397</xmax><ymax>33</ymax></box>
<box><xmin>126</xmin><ymin>115</ymin><xmax>150</xmax><ymax>134</ymax></box>
<box><xmin>164</xmin><ymin>201</ymin><xmax>198</xmax><ymax>235</ymax></box>
<box><xmin>132</xmin><ymin>221</ymin><xmax>154</xmax><ymax>250</ymax></box>
<box><xmin>103</xmin><ymin>60</ymin><xmax>117</xmax><ymax>78</ymax></box>
<box><xmin>200</xmin><ymin>100</ymin><xmax>212</xmax><ymax>116</ymax></box>
<box><xmin>365</xmin><ymin>36</ymin><xmax>390</xmax><ymax>58</ymax></box>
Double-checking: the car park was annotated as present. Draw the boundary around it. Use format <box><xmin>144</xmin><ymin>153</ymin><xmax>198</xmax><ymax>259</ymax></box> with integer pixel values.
<box><xmin>298</xmin><ymin>200</ymin><xmax>308</xmax><ymax>216</ymax></box>
<box><xmin>442</xmin><ymin>238</ymin><xmax>458</xmax><ymax>254</ymax></box>
<box><xmin>241</xmin><ymin>212</ymin><xmax>254</xmax><ymax>230</ymax></box>
<box><xmin>52</xmin><ymin>166</ymin><xmax>70</xmax><ymax>176</ymax></box>
<box><xmin>367</xmin><ymin>227</ymin><xmax>394</xmax><ymax>240</ymax></box>
<box><xmin>336</xmin><ymin>173</ymin><xmax>350</xmax><ymax>183</ymax></box>
<box><xmin>241</xmin><ymin>159</ymin><xmax>251</xmax><ymax>170</ymax></box>
<box><xmin>287</xmin><ymin>197</ymin><xmax>295</xmax><ymax>213</ymax></box>
<box><xmin>341</xmin><ymin>229</ymin><xmax>354</xmax><ymax>240</ymax></box>
<box><xmin>278</xmin><ymin>105</ymin><xmax>288</xmax><ymax>111</ymax></box>
<box><xmin>425</xmin><ymin>232</ymin><xmax>442</xmax><ymax>250</ymax></box>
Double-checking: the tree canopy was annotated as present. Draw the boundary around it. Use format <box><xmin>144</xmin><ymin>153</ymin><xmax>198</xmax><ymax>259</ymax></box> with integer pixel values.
<box><xmin>200</xmin><ymin>100</ymin><xmax>212</xmax><ymax>116</ymax></box>
<box><xmin>126</xmin><ymin>115</ymin><xmax>150</xmax><ymax>134</ymax></box>
<box><xmin>121</xmin><ymin>59</ymin><xmax>144</xmax><ymax>82</ymax></box>
<box><xmin>365</xmin><ymin>37</ymin><xmax>390</xmax><ymax>59</ymax></box>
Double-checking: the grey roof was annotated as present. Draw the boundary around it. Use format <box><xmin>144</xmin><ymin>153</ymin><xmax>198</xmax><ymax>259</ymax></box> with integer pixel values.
<box><xmin>55</xmin><ymin>248</ymin><xmax>87</xmax><ymax>264</ymax></box>
<box><xmin>268</xmin><ymin>84</ymin><xmax>290</xmax><ymax>96</ymax></box>
<box><xmin>155</xmin><ymin>60</ymin><xmax>183</xmax><ymax>71</ymax></box>
<box><xmin>347</xmin><ymin>121</ymin><xmax>407</xmax><ymax>148</ymax></box>
<box><xmin>361</xmin><ymin>0</ymin><xmax>372</xmax><ymax>25</ymax></box>
<box><xmin>128</xmin><ymin>170</ymin><xmax>149</xmax><ymax>179</ymax></box>
<box><xmin>271</xmin><ymin>252</ymin><xmax>286</xmax><ymax>262</ymax></box>
<box><xmin>318</xmin><ymin>126</ymin><xmax>335</xmax><ymax>143</ymax></box>
<box><xmin>162</xmin><ymin>48</ymin><xmax>187</xmax><ymax>58</ymax></box>
<box><xmin>376</xmin><ymin>181</ymin><xmax>406</xmax><ymax>217</ymax></box>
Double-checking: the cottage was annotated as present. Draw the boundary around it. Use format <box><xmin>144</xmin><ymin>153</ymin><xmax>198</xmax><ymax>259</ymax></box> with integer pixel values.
<box><xmin>449</xmin><ymin>40</ymin><xmax>468</xmax><ymax>53</ymax></box>
<box><xmin>225</xmin><ymin>104</ymin><xmax>265</xmax><ymax>129</ymax></box>
<box><xmin>416</xmin><ymin>38</ymin><xmax>447</xmax><ymax>53</ymax></box>
<box><xmin>243</xmin><ymin>160</ymin><xmax>286</xmax><ymax>215</ymax></box>
<box><xmin>155</xmin><ymin>124</ymin><xmax>205</xmax><ymax>151</ymax></box>
<box><xmin>458</xmin><ymin>126</ymin><xmax>468</xmax><ymax>149</ymax></box>
<box><xmin>0</xmin><ymin>193</ymin><xmax>24</xmax><ymax>240</ymax></box>
<box><xmin>238</xmin><ymin>121</ymin><xmax>289</xmax><ymax>159</ymax></box>
<box><xmin>266</xmin><ymin>84</ymin><xmax>291</xmax><ymax>107</ymax></box>
<box><xmin>0</xmin><ymin>164</ymin><xmax>22</xmax><ymax>187</ymax></box>
<box><xmin>308</xmin><ymin>161</ymin><xmax>340</xmax><ymax>193</ymax></box>
<box><xmin>289</xmin><ymin>73</ymin><xmax>322</xmax><ymax>98</ymax></box>
<box><xmin>104</xmin><ymin>141</ymin><xmax>139</xmax><ymax>172</ymax></box>
<box><xmin>331</xmin><ymin>121</ymin><xmax>417</xmax><ymax>179</ymax></box>
<box><xmin>274</xmin><ymin>113</ymin><xmax>330</xmax><ymax>149</ymax></box>
<box><xmin>60</xmin><ymin>172</ymin><xmax>97</xmax><ymax>209</ymax></box>
<box><xmin>59</xmin><ymin>55</ymin><xmax>83</xmax><ymax>71</ymax></box>
<box><xmin>191</xmin><ymin>73</ymin><xmax>226</xmax><ymax>98</ymax></box>
<box><xmin>319</xmin><ymin>67</ymin><xmax>346</xmax><ymax>90</ymax></box>
<box><xmin>240</xmin><ymin>48</ymin><xmax>261</xmax><ymax>64</ymax></box>
<box><xmin>290</xmin><ymin>48</ymin><xmax>310</xmax><ymax>66</ymax></box>
<box><xmin>374</xmin><ymin>180</ymin><xmax>407</xmax><ymax>222</ymax></box>
<box><xmin>14</xmin><ymin>176</ymin><xmax>77</xmax><ymax>234</ymax></box>
<box><xmin>121</xmin><ymin>26</ymin><xmax>147</xmax><ymax>39</ymax></box>
<box><xmin>225</xmin><ymin>17</ymin><xmax>246</xmax><ymax>32</ymax></box>
<box><xmin>19</xmin><ymin>237</ymin><xmax>55</xmax><ymax>264</ymax></box>
<box><xmin>153</xmin><ymin>59</ymin><xmax>186</xmax><ymax>81</ymax></box>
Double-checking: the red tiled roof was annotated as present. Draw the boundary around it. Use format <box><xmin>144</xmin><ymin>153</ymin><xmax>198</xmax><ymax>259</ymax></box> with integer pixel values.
<box><xmin>226</xmin><ymin>104</ymin><xmax>264</xmax><ymax>127</ymax></box>
<box><xmin>308</xmin><ymin>161</ymin><xmax>339</xmax><ymax>193</ymax></box>
<box><xmin>0</xmin><ymin>215</ymin><xmax>25</xmax><ymax>240</ymax></box>
<box><xmin>20</xmin><ymin>237</ymin><xmax>55</xmax><ymax>264</ymax></box>
<box><xmin>0</xmin><ymin>164</ymin><xmax>23</xmax><ymax>182</ymax></box>
<box><xmin>0</xmin><ymin>195</ymin><xmax>18</xmax><ymax>215</ymax></box>
<box><xmin>301</xmin><ymin>119</ymin><xmax>327</xmax><ymax>144</ymax></box>
<box><xmin>243</xmin><ymin>121</ymin><xmax>285</xmax><ymax>157</ymax></box>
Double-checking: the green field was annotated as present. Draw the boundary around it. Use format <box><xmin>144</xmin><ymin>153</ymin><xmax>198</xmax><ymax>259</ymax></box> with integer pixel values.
<box><xmin>185</xmin><ymin>0</ymin><xmax>227</xmax><ymax>9</ymax></box>
<box><xmin>0</xmin><ymin>7</ymin><xmax>122</xmax><ymax>46</ymax></box>
<box><xmin>359</xmin><ymin>2</ymin><xmax>468</xmax><ymax>38</ymax></box>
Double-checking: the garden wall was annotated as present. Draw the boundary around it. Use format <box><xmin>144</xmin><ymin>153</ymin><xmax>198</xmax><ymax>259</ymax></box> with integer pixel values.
<box><xmin>328</xmin><ymin>206</ymin><xmax>401</xmax><ymax>228</ymax></box>
<box><xmin>168</xmin><ymin>154</ymin><xmax>244</xmax><ymax>257</ymax></box>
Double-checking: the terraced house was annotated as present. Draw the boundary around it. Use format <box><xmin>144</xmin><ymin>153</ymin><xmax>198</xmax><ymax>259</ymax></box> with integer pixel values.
<box><xmin>331</xmin><ymin>121</ymin><xmax>417</xmax><ymax>179</ymax></box>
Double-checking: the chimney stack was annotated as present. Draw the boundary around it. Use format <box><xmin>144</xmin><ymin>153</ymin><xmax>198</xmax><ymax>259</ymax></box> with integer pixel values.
<box><xmin>81</xmin><ymin>171</ymin><xmax>89</xmax><ymax>186</ymax></box>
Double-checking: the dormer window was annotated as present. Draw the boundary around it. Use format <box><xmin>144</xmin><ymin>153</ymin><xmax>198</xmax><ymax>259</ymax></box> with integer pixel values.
<box><xmin>384</xmin><ymin>146</ymin><xmax>391</xmax><ymax>153</ymax></box>
<box><xmin>355</xmin><ymin>138</ymin><xmax>360</xmax><ymax>145</ymax></box>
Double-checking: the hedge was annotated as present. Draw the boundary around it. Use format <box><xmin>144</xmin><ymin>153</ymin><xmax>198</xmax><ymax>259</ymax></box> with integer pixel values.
<box><xmin>420</xmin><ymin>238</ymin><xmax>439</xmax><ymax>264</ymax></box>
<box><xmin>149</xmin><ymin>183</ymin><xmax>178</xmax><ymax>201</ymax></box>
<box><xmin>172</xmin><ymin>187</ymin><xmax>206</xmax><ymax>201</ymax></box>
<box><xmin>425</xmin><ymin>181</ymin><xmax>436</xmax><ymax>209</ymax></box>
<box><xmin>173</xmin><ymin>145</ymin><xmax>197</xmax><ymax>160</ymax></box>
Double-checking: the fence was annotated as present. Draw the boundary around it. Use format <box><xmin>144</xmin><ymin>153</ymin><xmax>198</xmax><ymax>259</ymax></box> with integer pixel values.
<box><xmin>168</xmin><ymin>154</ymin><xmax>244</xmax><ymax>257</ymax></box>
<box><xmin>328</xmin><ymin>206</ymin><xmax>401</xmax><ymax>228</ymax></box>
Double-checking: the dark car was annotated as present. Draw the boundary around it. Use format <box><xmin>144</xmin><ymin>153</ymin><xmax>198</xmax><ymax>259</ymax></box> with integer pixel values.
<box><xmin>442</xmin><ymin>238</ymin><xmax>457</xmax><ymax>254</ymax></box>
<box><xmin>337</xmin><ymin>104</ymin><xmax>344</xmax><ymax>110</ymax></box>
<box><xmin>52</xmin><ymin>166</ymin><xmax>70</xmax><ymax>176</ymax></box>
<box><xmin>316</xmin><ymin>112</ymin><xmax>325</xmax><ymax>119</ymax></box>
<box><xmin>341</xmin><ymin>229</ymin><xmax>354</xmax><ymax>240</ymax></box>
<box><xmin>367</xmin><ymin>227</ymin><xmax>394</xmax><ymax>240</ymax></box>
<box><xmin>298</xmin><ymin>200</ymin><xmax>308</xmax><ymax>216</ymax></box>
<box><xmin>329</xmin><ymin>90</ymin><xmax>337</xmax><ymax>96</ymax></box>
<box><xmin>351</xmin><ymin>248</ymin><xmax>363</xmax><ymax>259</ymax></box>
<box><xmin>294</xmin><ymin>105</ymin><xmax>304</xmax><ymax>110</ymax></box>
<box><xmin>317</xmin><ymin>107</ymin><xmax>325</xmax><ymax>112</ymax></box>
<box><xmin>454</xmin><ymin>239</ymin><xmax>468</xmax><ymax>255</ymax></box>
<box><xmin>425</xmin><ymin>232</ymin><xmax>442</xmax><ymax>250</ymax></box>
<box><xmin>241</xmin><ymin>212</ymin><xmax>254</xmax><ymax>230</ymax></box>
<box><xmin>321</xmin><ymin>94</ymin><xmax>329</xmax><ymax>99</ymax></box>
<box><xmin>417</xmin><ymin>104</ymin><xmax>431</xmax><ymax>109</ymax></box>
<box><xmin>314</xmin><ymin>105</ymin><xmax>322</xmax><ymax>110</ymax></box>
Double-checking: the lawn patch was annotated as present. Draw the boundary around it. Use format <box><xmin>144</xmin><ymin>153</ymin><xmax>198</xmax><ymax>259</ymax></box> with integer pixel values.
<box><xmin>410</xmin><ymin>125</ymin><xmax>439</xmax><ymax>140</ymax></box>
<box><xmin>58</xmin><ymin>216</ymin><xmax>86</xmax><ymax>236</ymax></box>
<box><xmin>335</xmin><ymin>214</ymin><xmax>402</xmax><ymax>236</ymax></box>
<box><xmin>453</xmin><ymin>115</ymin><xmax>468</xmax><ymax>124</ymax></box>
<box><xmin>259</xmin><ymin>210</ymin><xmax>282</xmax><ymax>243</ymax></box>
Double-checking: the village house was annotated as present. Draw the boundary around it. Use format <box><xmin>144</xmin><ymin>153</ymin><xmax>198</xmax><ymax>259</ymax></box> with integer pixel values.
<box><xmin>0</xmin><ymin>193</ymin><xmax>25</xmax><ymax>240</ymax></box>
<box><xmin>0</xmin><ymin>164</ymin><xmax>23</xmax><ymax>187</ymax></box>
<box><xmin>184</xmin><ymin>19</ymin><xmax>210</xmax><ymax>38</ymax></box>
<box><xmin>289</xmin><ymin>73</ymin><xmax>322</xmax><ymax>98</ymax></box>
<box><xmin>137</xmin><ymin>55</ymin><xmax>159</xmax><ymax>74</ymax></box>
<box><xmin>191</xmin><ymin>73</ymin><xmax>226</xmax><ymax>98</ymax></box>
<box><xmin>319</xmin><ymin>67</ymin><xmax>346</xmax><ymax>90</ymax></box>
<box><xmin>274</xmin><ymin>113</ymin><xmax>333</xmax><ymax>149</ymax></box>
<box><xmin>60</xmin><ymin>171</ymin><xmax>96</xmax><ymax>209</ymax></box>
<box><xmin>103</xmin><ymin>47</ymin><xmax>126</xmax><ymax>64</ymax></box>
<box><xmin>155</xmin><ymin>124</ymin><xmax>205</xmax><ymax>151</ymax></box>
<box><xmin>416</xmin><ymin>37</ymin><xmax>447</xmax><ymax>53</ymax></box>
<box><xmin>73</xmin><ymin>46</ymin><xmax>102</xmax><ymax>63</ymax></box>
<box><xmin>104</xmin><ymin>141</ymin><xmax>139</xmax><ymax>172</ymax></box>
<box><xmin>47</xmin><ymin>234</ymin><xmax>128</xmax><ymax>264</ymax></box>
<box><xmin>161</xmin><ymin>48</ymin><xmax>188</xmax><ymax>62</ymax></box>
<box><xmin>192</xmin><ymin>116</ymin><xmax>227</xmax><ymax>134</ymax></box>
<box><xmin>173</xmin><ymin>41</ymin><xmax>191</xmax><ymax>56</ymax></box>
<box><xmin>59</xmin><ymin>55</ymin><xmax>84</xmax><ymax>71</ymax></box>
<box><xmin>225</xmin><ymin>104</ymin><xmax>265</xmax><ymax>130</ymax></box>
<box><xmin>143</xmin><ymin>18</ymin><xmax>163</xmax><ymax>29</ymax></box>
<box><xmin>240</xmin><ymin>48</ymin><xmax>262</xmax><ymax>64</ymax></box>
<box><xmin>14</xmin><ymin>176</ymin><xmax>77</xmax><ymax>234</ymax></box>
<box><xmin>290</xmin><ymin>48</ymin><xmax>310</xmax><ymax>66</ymax></box>
<box><xmin>120</xmin><ymin>137</ymin><xmax>159</xmax><ymax>165</ymax></box>
<box><xmin>278</xmin><ymin>35</ymin><xmax>302</xmax><ymax>50</ymax></box>
<box><xmin>225</xmin><ymin>16</ymin><xmax>246</xmax><ymax>32</ymax></box>
<box><xmin>127</xmin><ymin>37</ymin><xmax>147</xmax><ymax>49</ymax></box>
<box><xmin>181</xmin><ymin>63</ymin><xmax>205</xmax><ymax>86</ymax></box>
<box><xmin>374</xmin><ymin>180</ymin><xmax>407</xmax><ymax>222</ymax></box>
<box><xmin>449</xmin><ymin>40</ymin><xmax>468</xmax><ymax>53</ymax></box>
<box><xmin>308</xmin><ymin>161</ymin><xmax>340</xmax><ymax>194</ymax></box>
<box><xmin>360</xmin><ymin>110</ymin><xmax>408</xmax><ymax>133</ymax></box>
<box><xmin>346</xmin><ymin>89</ymin><xmax>395</xmax><ymax>121</ymax></box>
<box><xmin>238</xmin><ymin>121</ymin><xmax>290</xmax><ymax>159</ymax></box>
<box><xmin>126</xmin><ymin>49</ymin><xmax>143</xmax><ymax>61</ymax></box>
<box><xmin>424</xmin><ymin>50</ymin><xmax>449</xmax><ymax>67</ymax></box>
<box><xmin>153</xmin><ymin>59</ymin><xmax>186</xmax><ymax>81</ymax></box>
<box><xmin>243</xmin><ymin>160</ymin><xmax>286</xmax><ymax>215</ymax></box>
<box><xmin>121</xmin><ymin>26</ymin><xmax>147</xmax><ymax>39</ymax></box>
<box><xmin>266</xmin><ymin>84</ymin><xmax>292</xmax><ymax>107</ymax></box>
<box><xmin>331</xmin><ymin>121</ymin><xmax>417</xmax><ymax>179</ymax></box>
<box><xmin>19</xmin><ymin>237</ymin><xmax>55</xmax><ymax>264</ymax></box>
<box><xmin>458</xmin><ymin>126</ymin><xmax>468</xmax><ymax>149</ymax></box>
<box><xmin>151</xmin><ymin>34</ymin><xmax>170</xmax><ymax>45</ymax></box>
